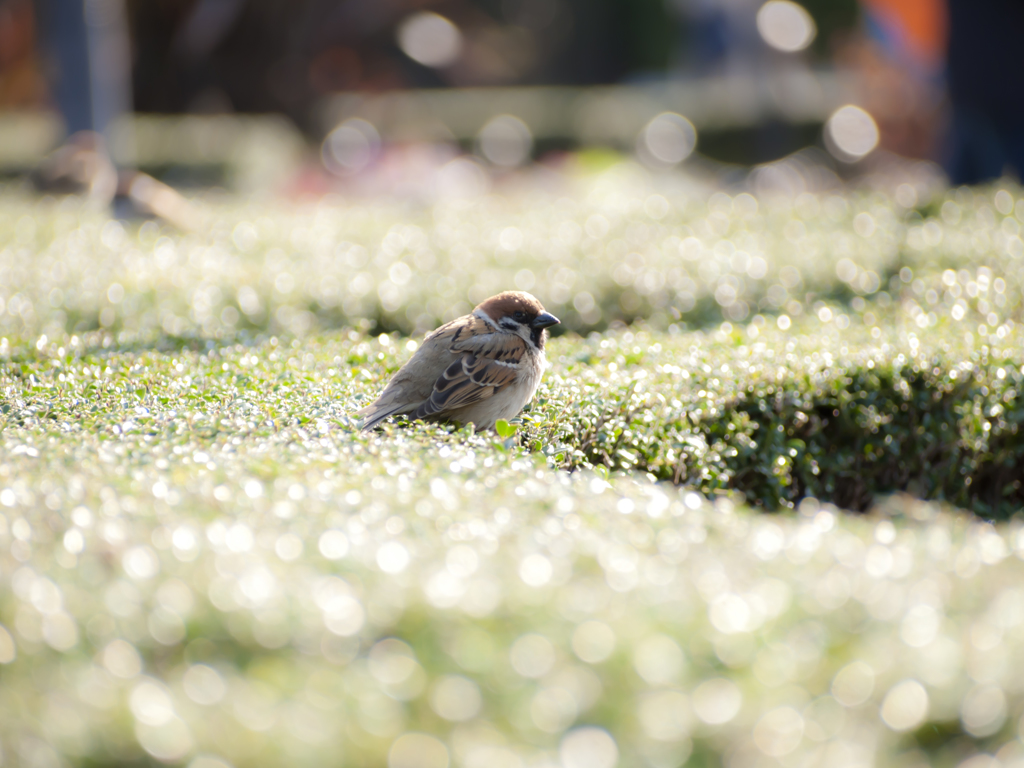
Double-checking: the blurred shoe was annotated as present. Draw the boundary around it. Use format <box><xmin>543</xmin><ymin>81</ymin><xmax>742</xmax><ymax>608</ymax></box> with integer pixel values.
<box><xmin>117</xmin><ymin>170</ymin><xmax>202</xmax><ymax>232</ymax></box>
<box><xmin>29</xmin><ymin>130</ymin><xmax>119</xmax><ymax>206</ymax></box>
<box><xmin>30</xmin><ymin>130</ymin><xmax>201</xmax><ymax>231</ymax></box>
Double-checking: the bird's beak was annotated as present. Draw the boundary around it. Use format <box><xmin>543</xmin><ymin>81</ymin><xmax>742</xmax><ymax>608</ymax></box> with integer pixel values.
<box><xmin>531</xmin><ymin>312</ymin><xmax>560</xmax><ymax>329</ymax></box>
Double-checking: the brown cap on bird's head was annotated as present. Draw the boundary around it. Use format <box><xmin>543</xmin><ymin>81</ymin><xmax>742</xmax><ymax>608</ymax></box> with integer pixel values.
<box><xmin>476</xmin><ymin>291</ymin><xmax>548</xmax><ymax>319</ymax></box>
<box><xmin>475</xmin><ymin>291</ymin><xmax>560</xmax><ymax>330</ymax></box>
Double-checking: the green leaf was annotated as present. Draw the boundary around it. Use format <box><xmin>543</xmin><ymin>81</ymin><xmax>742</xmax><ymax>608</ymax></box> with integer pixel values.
<box><xmin>495</xmin><ymin>419</ymin><xmax>517</xmax><ymax>439</ymax></box>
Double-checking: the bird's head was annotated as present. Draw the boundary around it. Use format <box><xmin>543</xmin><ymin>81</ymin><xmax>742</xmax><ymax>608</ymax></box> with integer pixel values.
<box><xmin>475</xmin><ymin>291</ymin><xmax>560</xmax><ymax>349</ymax></box>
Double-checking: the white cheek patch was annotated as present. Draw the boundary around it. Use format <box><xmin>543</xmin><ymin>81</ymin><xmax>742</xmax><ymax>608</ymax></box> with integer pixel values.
<box><xmin>475</xmin><ymin>310</ymin><xmax>503</xmax><ymax>331</ymax></box>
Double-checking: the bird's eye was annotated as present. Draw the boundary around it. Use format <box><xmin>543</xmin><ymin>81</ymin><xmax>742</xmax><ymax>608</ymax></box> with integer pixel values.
<box><xmin>513</xmin><ymin>310</ymin><xmax>527</xmax><ymax>321</ymax></box>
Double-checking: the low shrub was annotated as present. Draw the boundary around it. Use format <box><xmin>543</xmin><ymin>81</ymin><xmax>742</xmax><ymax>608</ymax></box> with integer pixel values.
<box><xmin>530</xmin><ymin>321</ymin><xmax>1023</xmax><ymax>518</ymax></box>
<box><xmin>1</xmin><ymin>180</ymin><xmax>1021</xmax><ymax>339</ymax></box>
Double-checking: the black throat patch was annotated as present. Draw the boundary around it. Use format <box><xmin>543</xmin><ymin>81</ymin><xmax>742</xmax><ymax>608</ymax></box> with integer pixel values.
<box><xmin>530</xmin><ymin>327</ymin><xmax>545</xmax><ymax>349</ymax></box>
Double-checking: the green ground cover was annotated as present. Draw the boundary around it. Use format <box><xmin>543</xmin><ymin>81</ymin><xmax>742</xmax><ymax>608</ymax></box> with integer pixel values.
<box><xmin>2</xmin><ymin>172</ymin><xmax>1024</xmax><ymax>768</ymax></box>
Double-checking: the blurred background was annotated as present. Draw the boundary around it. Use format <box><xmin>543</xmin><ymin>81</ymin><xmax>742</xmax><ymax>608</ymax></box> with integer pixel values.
<box><xmin>0</xmin><ymin>0</ymin><xmax>1021</xmax><ymax>195</ymax></box>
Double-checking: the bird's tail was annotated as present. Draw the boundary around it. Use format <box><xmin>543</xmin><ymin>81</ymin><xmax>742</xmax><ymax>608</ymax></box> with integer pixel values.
<box><xmin>355</xmin><ymin>402</ymin><xmax>412</xmax><ymax>431</ymax></box>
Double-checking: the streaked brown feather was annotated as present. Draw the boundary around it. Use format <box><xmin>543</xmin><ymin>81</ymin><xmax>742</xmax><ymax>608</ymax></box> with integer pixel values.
<box><xmin>451</xmin><ymin>327</ymin><xmax>527</xmax><ymax>361</ymax></box>
<box><xmin>413</xmin><ymin>352</ymin><xmax>521</xmax><ymax>419</ymax></box>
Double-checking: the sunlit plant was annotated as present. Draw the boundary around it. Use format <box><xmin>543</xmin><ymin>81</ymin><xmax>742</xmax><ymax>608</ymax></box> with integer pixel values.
<box><xmin>1</xmin><ymin>174</ymin><xmax>1023</xmax><ymax>768</ymax></box>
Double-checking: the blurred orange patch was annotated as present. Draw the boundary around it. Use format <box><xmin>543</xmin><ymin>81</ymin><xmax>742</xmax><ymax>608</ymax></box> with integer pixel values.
<box><xmin>859</xmin><ymin>0</ymin><xmax>947</xmax><ymax>68</ymax></box>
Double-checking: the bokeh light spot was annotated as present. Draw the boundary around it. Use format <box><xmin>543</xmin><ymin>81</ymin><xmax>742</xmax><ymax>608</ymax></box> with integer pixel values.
<box><xmin>633</xmin><ymin>634</ymin><xmax>685</xmax><ymax>685</ymax></box>
<box><xmin>961</xmin><ymin>684</ymin><xmax>1007</xmax><ymax>737</ymax></box>
<box><xmin>389</xmin><ymin>732</ymin><xmax>450</xmax><ymax>768</ymax></box>
<box><xmin>123</xmin><ymin>545</ymin><xmax>160</xmax><ymax>580</ymax></box>
<box><xmin>103</xmin><ymin>638</ymin><xmax>142</xmax><ymax>679</ymax></box>
<box><xmin>370</xmin><ymin>639</ymin><xmax>421</xmax><ymax>686</ymax></box>
<box><xmin>880</xmin><ymin>679</ymin><xmax>929</xmax><ymax>731</ymax></box>
<box><xmin>560</xmin><ymin>727</ymin><xmax>618</xmax><ymax>768</ymax></box>
<box><xmin>136</xmin><ymin>715</ymin><xmax>194</xmax><ymax>762</ymax></box>
<box><xmin>708</xmin><ymin>593</ymin><xmax>752</xmax><ymax>634</ymax></box>
<box><xmin>377</xmin><ymin>541</ymin><xmax>410</xmax><ymax>573</ymax></box>
<box><xmin>478</xmin><ymin>115</ymin><xmax>534</xmax><ymax>167</ymax></box>
<box><xmin>756</xmin><ymin>1</ymin><xmax>817</xmax><ymax>52</ymax></box>
<box><xmin>639</xmin><ymin>689</ymin><xmax>692</xmax><ymax>741</ymax></box>
<box><xmin>188</xmin><ymin>757</ymin><xmax>233</xmax><ymax>768</ymax></box>
<box><xmin>571</xmin><ymin>621</ymin><xmax>616</xmax><ymax>664</ymax></box>
<box><xmin>130</xmin><ymin>678</ymin><xmax>176</xmax><ymax>726</ymax></box>
<box><xmin>429</xmin><ymin>675</ymin><xmax>482</xmax><ymax>721</ymax></box>
<box><xmin>446</xmin><ymin>544</ymin><xmax>480</xmax><ymax>578</ymax></box>
<box><xmin>397</xmin><ymin>12</ymin><xmax>462</xmax><ymax>68</ymax></box>
<box><xmin>692</xmin><ymin>678</ymin><xmax>743</xmax><ymax>724</ymax></box>
<box><xmin>753</xmin><ymin>706</ymin><xmax>804</xmax><ymax>757</ymax></box>
<box><xmin>318</xmin><ymin>529</ymin><xmax>349</xmax><ymax>560</ymax></box>
<box><xmin>825</xmin><ymin>106</ymin><xmax>880</xmax><ymax>162</ymax></box>
<box><xmin>322</xmin><ymin>594</ymin><xmax>365</xmax><ymax>637</ymax></box>
<box><xmin>323</xmin><ymin>119</ymin><xmax>381</xmax><ymax>176</ymax></box>
<box><xmin>639</xmin><ymin>113</ymin><xmax>697</xmax><ymax>166</ymax></box>
<box><xmin>531</xmin><ymin>686</ymin><xmax>579</xmax><ymax>733</ymax></box>
<box><xmin>831</xmin><ymin>660</ymin><xmax>875</xmax><ymax>707</ymax></box>
<box><xmin>519</xmin><ymin>552</ymin><xmax>553</xmax><ymax>586</ymax></box>
<box><xmin>42</xmin><ymin>612</ymin><xmax>79</xmax><ymax>651</ymax></box>
<box><xmin>0</xmin><ymin>625</ymin><xmax>16</xmax><ymax>663</ymax></box>
<box><xmin>274</xmin><ymin>533</ymin><xmax>303</xmax><ymax>562</ymax></box>
<box><xmin>183</xmin><ymin>664</ymin><xmax>226</xmax><ymax>706</ymax></box>
<box><xmin>510</xmin><ymin>633</ymin><xmax>556</xmax><ymax>678</ymax></box>
<box><xmin>436</xmin><ymin>157</ymin><xmax>489</xmax><ymax>197</ymax></box>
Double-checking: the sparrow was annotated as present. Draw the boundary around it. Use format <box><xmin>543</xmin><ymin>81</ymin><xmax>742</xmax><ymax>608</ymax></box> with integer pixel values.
<box><xmin>357</xmin><ymin>291</ymin><xmax>560</xmax><ymax>431</ymax></box>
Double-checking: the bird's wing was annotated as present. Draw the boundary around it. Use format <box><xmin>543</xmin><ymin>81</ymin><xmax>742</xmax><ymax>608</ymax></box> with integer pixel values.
<box><xmin>431</xmin><ymin>314</ymin><xmax>498</xmax><ymax>348</ymax></box>
<box><xmin>413</xmin><ymin>335</ymin><xmax>528</xmax><ymax>420</ymax></box>
<box><xmin>447</xmin><ymin>322</ymin><xmax>527</xmax><ymax>364</ymax></box>
<box><xmin>355</xmin><ymin>333</ymin><xmax>455</xmax><ymax>430</ymax></box>
<box><xmin>357</xmin><ymin>314</ymin><xmax>526</xmax><ymax>429</ymax></box>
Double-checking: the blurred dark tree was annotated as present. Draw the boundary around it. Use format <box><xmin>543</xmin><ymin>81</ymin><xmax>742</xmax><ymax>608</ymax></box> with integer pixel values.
<box><xmin>126</xmin><ymin>0</ymin><xmax>680</xmax><ymax>124</ymax></box>
<box><xmin>622</xmin><ymin>0</ymin><xmax>674</xmax><ymax>75</ymax></box>
<box><xmin>5</xmin><ymin>0</ymin><xmax>864</xmax><ymax>121</ymax></box>
<box><xmin>799</xmin><ymin>0</ymin><xmax>859</xmax><ymax>56</ymax></box>
<box><xmin>121</xmin><ymin>0</ymin><xmax>858</xmax><ymax>134</ymax></box>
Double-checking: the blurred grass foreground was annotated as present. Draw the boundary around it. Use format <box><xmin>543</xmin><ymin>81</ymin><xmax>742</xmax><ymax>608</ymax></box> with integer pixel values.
<box><xmin>3</xmin><ymin>164</ymin><xmax>1024</xmax><ymax>768</ymax></box>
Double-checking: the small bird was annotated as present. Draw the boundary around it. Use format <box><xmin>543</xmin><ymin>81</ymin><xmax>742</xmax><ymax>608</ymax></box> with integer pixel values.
<box><xmin>357</xmin><ymin>291</ymin><xmax>560</xmax><ymax>431</ymax></box>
